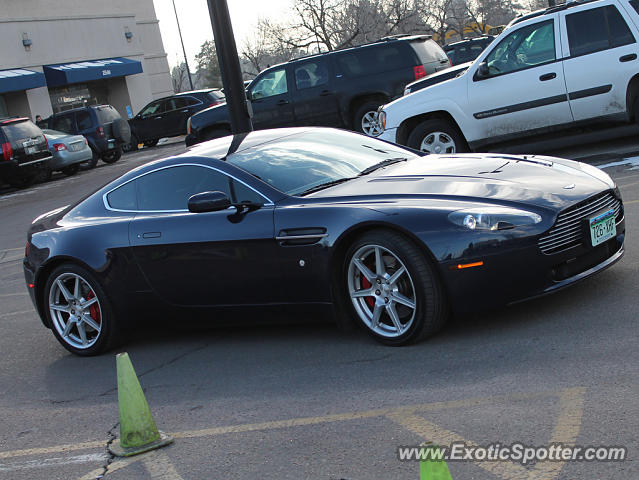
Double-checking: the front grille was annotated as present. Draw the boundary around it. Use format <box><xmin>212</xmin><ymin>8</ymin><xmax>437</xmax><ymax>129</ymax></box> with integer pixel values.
<box><xmin>538</xmin><ymin>191</ymin><xmax>622</xmax><ymax>255</ymax></box>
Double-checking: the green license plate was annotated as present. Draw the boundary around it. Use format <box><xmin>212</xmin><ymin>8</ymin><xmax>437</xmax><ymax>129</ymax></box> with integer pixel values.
<box><xmin>589</xmin><ymin>208</ymin><xmax>616</xmax><ymax>247</ymax></box>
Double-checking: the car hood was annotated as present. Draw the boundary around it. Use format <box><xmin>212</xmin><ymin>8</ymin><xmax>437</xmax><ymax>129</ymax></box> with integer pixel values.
<box><xmin>307</xmin><ymin>154</ymin><xmax>614</xmax><ymax>210</ymax></box>
<box><xmin>404</xmin><ymin>62</ymin><xmax>471</xmax><ymax>92</ymax></box>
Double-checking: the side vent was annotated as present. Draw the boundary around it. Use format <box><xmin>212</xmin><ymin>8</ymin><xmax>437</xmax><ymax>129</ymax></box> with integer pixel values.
<box><xmin>276</xmin><ymin>227</ymin><xmax>328</xmax><ymax>246</ymax></box>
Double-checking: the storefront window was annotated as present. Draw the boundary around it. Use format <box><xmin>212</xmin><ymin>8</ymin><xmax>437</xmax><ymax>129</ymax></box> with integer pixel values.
<box><xmin>48</xmin><ymin>81</ymin><xmax>109</xmax><ymax>113</ymax></box>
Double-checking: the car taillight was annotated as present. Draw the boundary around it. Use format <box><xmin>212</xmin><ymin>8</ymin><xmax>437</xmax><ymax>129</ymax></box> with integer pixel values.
<box><xmin>449</xmin><ymin>58</ymin><xmax>453</xmax><ymax>67</ymax></box>
<box><xmin>53</xmin><ymin>143</ymin><xmax>67</xmax><ymax>151</ymax></box>
<box><xmin>413</xmin><ymin>65</ymin><xmax>427</xmax><ymax>80</ymax></box>
<box><xmin>84</xmin><ymin>138</ymin><xmax>87</xmax><ymax>145</ymax></box>
<box><xmin>96</xmin><ymin>126</ymin><xmax>105</xmax><ymax>138</ymax></box>
<box><xmin>25</xmin><ymin>241</ymin><xmax>30</xmax><ymax>257</ymax></box>
<box><xmin>1</xmin><ymin>142</ymin><xmax>12</xmax><ymax>161</ymax></box>
<box><xmin>208</xmin><ymin>101</ymin><xmax>220</xmax><ymax>108</ymax></box>
<box><xmin>187</xmin><ymin>117</ymin><xmax>192</xmax><ymax>135</ymax></box>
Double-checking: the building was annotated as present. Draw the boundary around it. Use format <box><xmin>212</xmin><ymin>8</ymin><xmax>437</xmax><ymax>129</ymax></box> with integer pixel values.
<box><xmin>0</xmin><ymin>0</ymin><xmax>173</xmax><ymax>121</ymax></box>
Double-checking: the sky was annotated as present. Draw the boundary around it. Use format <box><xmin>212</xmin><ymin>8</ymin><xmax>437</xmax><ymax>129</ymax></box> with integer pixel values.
<box><xmin>152</xmin><ymin>0</ymin><xmax>292</xmax><ymax>70</ymax></box>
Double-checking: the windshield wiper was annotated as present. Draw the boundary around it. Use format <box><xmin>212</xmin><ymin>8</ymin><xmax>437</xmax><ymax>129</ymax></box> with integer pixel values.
<box><xmin>358</xmin><ymin>157</ymin><xmax>407</xmax><ymax>176</ymax></box>
<box><xmin>298</xmin><ymin>177</ymin><xmax>355</xmax><ymax>196</ymax></box>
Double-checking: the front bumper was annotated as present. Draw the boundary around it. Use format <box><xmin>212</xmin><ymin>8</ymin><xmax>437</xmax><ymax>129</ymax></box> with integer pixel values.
<box><xmin>0</xmin><ymin>156</ymin><xmax>51</xmax><ymax>180</ymax></box>
<box><xmin>377</xmin><ymin>128</ymin><xmax>397</xmax><ymax>144</ymax></box>
<box><xmin>185</xmin><ymin>133</ymin><xmax>200</xmax><ymax>147</ymax></box>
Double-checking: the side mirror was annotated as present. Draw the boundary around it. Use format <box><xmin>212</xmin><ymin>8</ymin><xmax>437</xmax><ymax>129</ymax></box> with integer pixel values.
<box><xmin>188</xmin><ymin>191</ymin><xmax>231</xmax><ymax>213</ymax></box>
<box><xmin>475</xmin><ymin>62</ymin><xmax>489</xmax><ymax>80</ymax></box>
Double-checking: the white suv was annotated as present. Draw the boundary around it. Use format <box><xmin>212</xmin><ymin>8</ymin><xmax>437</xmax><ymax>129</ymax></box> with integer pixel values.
<box><xmin>377</xmin><ymin>0</ymin><xmax>639</xmax><ymax>153</ymax></box>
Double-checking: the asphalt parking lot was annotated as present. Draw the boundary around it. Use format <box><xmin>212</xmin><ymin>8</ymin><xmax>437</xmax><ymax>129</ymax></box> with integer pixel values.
<box><xmin>1</xmin><ymin>134</ymin><xmax>638</xmax><ymax>479</ymax></box>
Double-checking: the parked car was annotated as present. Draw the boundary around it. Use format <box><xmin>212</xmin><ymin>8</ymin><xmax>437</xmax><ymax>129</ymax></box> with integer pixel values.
<box><xmin>378</xmin><ymin>0</ymin><xmax>639</xmax><ymax>154</ymax></box>
<box><xmin>127</xmin><ymin>89</ymin><xmax>225</xmax><ymax>150</ymax></box>
<box><xmin>24</xmin><ymin>127</ymin><xmax>624</xmax><ymax>355</ymax></box>
<box><xmin>403</xmin><ymin>61</ymin><xmax>473</xmax><ymax>96</ymax></box>
<box><xmin>0</xmin><ymin>117</ymin><xmax>51</xmax><ymax>188</ymax></box>
<box><xmin>443</xmin><ymin>36</ymin><xmax>494</xmax><ymax>65</ymax></box>
<box><xmin>45</xmin><ymin>105</ymin><xmax>130</xmax><ymax>167</ymax></box>
<box><xmin>186</xmin><ymin>34</ymin><xmax>451</xmax><ymax>144</ymax></box>
<box><xmin>41</xmin><ymin>129</ymin><xmax>92</xmax><ymax>178</ymax></box>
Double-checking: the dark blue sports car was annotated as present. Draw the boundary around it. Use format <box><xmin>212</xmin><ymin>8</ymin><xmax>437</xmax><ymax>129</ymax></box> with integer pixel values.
<box><xmin>23</xmin><ymin>128</ymin><xmax>625</xmax><ymax>355</ymax></box>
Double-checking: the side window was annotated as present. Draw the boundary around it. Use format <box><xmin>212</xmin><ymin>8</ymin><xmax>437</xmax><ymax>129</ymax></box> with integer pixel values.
<box><xmin>106</xmin><ymin>180</ymin><xmax>137</xmax><ymax>210</ymax></box>
<box><xmin>566</xmin><ymin>6</ymin><xmax>635</xmax><ymax>56</ymax></box>
<box><xmin>231</xmin><ymin>180</ymin><xmax>266</xmax><ymax>204</ymax></box>
<box><xmin>139</xmin><ymin>100</ymin><xmax>165</xmax><ymax>117</ymax></box>
<box><xmin>76</xmin><ymin>111</ymin><xmax>92</xmax><ymax>131</ymax></box>
<box><xmin>485</xmin><ymin>20</ymin><xmax>555</xmax><ymax>76</ymax></box>
<box><xmin>337</xmin><ymin>46</ymin><xmax>403</xmax><ymax>77</ymax></box>
<box><xmin>137</xmin><ymin>165</ymin><xmax>232</xmax><ymax>211</ymax></box>
<box><xmin>630</xmin><ymin>0</ymin><xmax>639</xmax><ymax>15</ymax></box>
<box><xmin>294</xmin><ymin>60</ymin><xmax>329</xmax><ymax>90</ymax></box>
<box><xmin>52</xmin><ymin>115</ymin><xmax>75</xmax><ymax>134</ymax></box>
<box><xmin>250</xmin><ymin>68</ymin><xmax>288</xmax><ymax>100</ymax></box>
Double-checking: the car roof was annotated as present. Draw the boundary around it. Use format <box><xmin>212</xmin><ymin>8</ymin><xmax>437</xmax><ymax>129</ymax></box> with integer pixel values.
<box><xmin>444</xmin><ymin>36</ymin><xmax>493</xmax><ymax>48</ymax></box>
<box><xmin>508</xmin><ymin>0</ymin><xmax>601</xmax><ymax>26</ymax></box>
<box><xmin>52</xmin><ymin>105</ymin><xmax>113</xmax><ymax>115</ymax></box>
<box><xmin>175</xmin><ymin>89</ymin><xmax>218</xmax><ymax>96</ymax></box>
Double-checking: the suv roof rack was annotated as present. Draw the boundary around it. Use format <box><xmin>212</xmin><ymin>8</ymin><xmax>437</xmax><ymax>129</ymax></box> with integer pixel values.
<box><xmin>510</xmin><ymin>0</ymin><xmax>601</xmax><ymax>26</ymax></box>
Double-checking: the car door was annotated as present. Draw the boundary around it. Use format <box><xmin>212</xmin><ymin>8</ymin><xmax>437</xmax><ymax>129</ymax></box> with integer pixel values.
<box><xmin>126</xmin><ymin>164</ymin><xmax>286</xmax><ymax>307</ymax></box>
<box><xmin>560</xmin><ymin>3</ymin><xmax>638</xmax><ymax>121</ymax></box>
<box><xmin>247</xmin><ymin>66</ymin><xmax>296</xmax><ymax>128</ymax></box>
<box><xmin>160</xmin><ymin>98</ymin><xmax>185</xmax><ymax>137</ymax></box>
<box><xmin>134</xmin><ymin>100</ymin><xmax>167</xmax><ymax>141</ymax></box>
<box><xmin>291</xmin><ymin>58</ymin><xmax>340</xmax><ymax>126</ymax></box>
<box><xmin>467</xmin><ymin>16</ymin><xmax>574</xmax><ymax>140</ymax></box>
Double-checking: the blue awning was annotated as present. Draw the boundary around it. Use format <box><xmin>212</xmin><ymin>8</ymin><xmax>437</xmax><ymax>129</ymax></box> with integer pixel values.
<box><xmin>43</xmin><ymin>57</ymin><xmax>143</xmax><ymax>87</ymax></box>
<box><xmin>0</xmin><ymin>69</ymin><xmax>47</xmax><ymax>94</ymax></box>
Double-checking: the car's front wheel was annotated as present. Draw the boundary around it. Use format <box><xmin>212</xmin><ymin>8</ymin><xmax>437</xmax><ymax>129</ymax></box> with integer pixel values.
<box><xmin>407</xmin><ymin>119</ymin><xmax>468</xmax><ymax>154</ymax></box>
<box><xmin>344</xmin><ymin>230</ymin><xmax>447</xmax><ymax>345</ymax></box>
<box><xmin>44</xmin><ymin>264</ymin><xmax>119</xmax><ymax>356</ymax></box>
<box><xmin>353</xmin><ymin>101</ymin><xmax>384</xmax><ymax>137</ymax></box>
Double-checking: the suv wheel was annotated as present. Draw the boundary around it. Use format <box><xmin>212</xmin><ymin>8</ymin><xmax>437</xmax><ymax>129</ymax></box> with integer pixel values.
<box><xmin>353</xmin><ymin>101</ymin><xmax>384</xmax><ymax>137</ymax></box>
<box><xmin>143</xmin><ymin>139</ymin><xmax>159</xmax><ymax>148</ymax></box>
<box><xmin>122</xmin><ymin>134</ymin><xmax>138</xmax><ymax>153</ymax></box>
<box><xmin>407</xmin><ymin>119</ymin><xmax>468</xmax><ymax>154</ymax></box>
<box><xmin>101</xmin><ymin>148</ymin><xmax>122</xmax><ymax>164</ymax></box>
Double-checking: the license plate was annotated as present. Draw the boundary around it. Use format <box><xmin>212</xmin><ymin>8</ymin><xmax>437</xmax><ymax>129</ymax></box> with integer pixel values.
<box><xmin>25</xmin><ymin>146</ymin><xmax>37</xmax><ymax>154</ymax></box>
<box><xmin>589</xmin><ymin>209</ymin><xmax>616</xmax><ymax>247</ymax></box>
<box><xmin>108</xmin><ymin>140</ymin><xmax>115</xmax><ymax>149</ymax></box>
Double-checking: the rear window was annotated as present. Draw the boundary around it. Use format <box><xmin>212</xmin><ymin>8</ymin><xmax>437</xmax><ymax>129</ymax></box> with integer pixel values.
<box><xmin>336</xmin><ymin>44</ymin><xmax>407</xmax><ymax>77</ymax></box>
<box><xmin>410</xmin><ymin>39</ymin><xmax>449</xmax><ymax>64</ymax></box>
<box><xmin>1</xmin><ymin>120</ymin><xmax>42</xmax><ymax>142</ymax></box>
<box><xmin>95</xmin><ymin>106</ymin><xmax>121</xmax><ymax>124</ymax></box>
<box><xmin>207</xmin><ymin>90</ymin><xmax>225</xmax><ymax>102</ymax></box>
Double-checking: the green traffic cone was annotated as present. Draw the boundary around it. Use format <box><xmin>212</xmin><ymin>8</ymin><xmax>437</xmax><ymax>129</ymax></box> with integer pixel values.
<box><xmin>108</xmin><ymin>352</ymin><xmax>173</xmax><ymax>457</ymax></box>
<box><xmin>420</xmin><ymin>445</ymin><xmax>453</xmax><ymax>480</ymax></box>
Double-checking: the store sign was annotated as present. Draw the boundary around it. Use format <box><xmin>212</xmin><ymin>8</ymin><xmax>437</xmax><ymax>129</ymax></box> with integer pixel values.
<box><xmin>102</xmin><ymin>69</ymin><xmax>112</xmax><ymax>76</ymax></box>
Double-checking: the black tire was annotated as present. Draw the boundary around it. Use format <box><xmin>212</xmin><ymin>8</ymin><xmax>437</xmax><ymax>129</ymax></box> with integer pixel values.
<box><xmin>203</xmin><ymin>128</ymin><xmax>231</xmax><ymax>141</ymax></box>
<box><xmin>352</xmin><ymin>100</ymin><xmax>384</xmax><ymax>137</ymax></box>
<box><xmin>101</xmin><ymin>148</ymin><xmax>122</xmax><ymax>164</ymax></box>
<box><xmin>41</xmin><ymin>168</ymin><xmax>53</xmax><ymax>183</ymax></box>
<box><xmin>407</xmin><ymin>119</ymin><xmax>469</xmax><ymax>154</ymax></box>
<box><xmin>143</xmin><ymin>139</ymin><xmax>159</xmax><ymax>148</ymax></box>
<box><xmin>82</xmin><ymin>148</ymin><xmax>99</xmax><ymax>169</ymax></box>
<box><xmin>62</xmin><ymin>164</ymin><xmax>80</xmax><ymax>176</ymax></box>
<box><xmin>8</xmin><ymin>174</ymin><xmax>36</xmax><ymax>189</ymax></box>
<box><xmin>43</xmin><ymin>263</ymin><xmax>120</xmax><ymax>356</ymax></box>
<box><xmin>112</xmin><ymin>118</ymin><xmax>132</xmax><ymax>144</ymax></box>
<box><xmin>122</xmin><ymin>134</ymin><xmax>139</xmax><ymax>153</ymax></box>
<box><xmin>344</xmin><ymin>230</ymin><xmax>448</xmax><ymax>346</ymax></box>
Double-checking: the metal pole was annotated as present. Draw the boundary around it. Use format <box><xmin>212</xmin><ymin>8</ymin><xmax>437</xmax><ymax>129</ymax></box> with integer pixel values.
<box><xmin>206</xmin><ymin>0</ymin><xmax>253</xmax><ymax>133</ymax></box>
<box><xmin>172</xmin><ymin>0</ymin><xmax>194</xmax><ymax>91</ymax></box>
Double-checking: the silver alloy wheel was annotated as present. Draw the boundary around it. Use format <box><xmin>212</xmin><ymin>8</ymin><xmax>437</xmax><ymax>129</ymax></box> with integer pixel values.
<box><xmin>347</xmin><ymin>244</ymin><xmax>417</xmax><ymax>338</ymax></box>
<box><xmin>361</xmin><ymin>111</ymin><xmax>383</xmax><ymax>137</ymax></box>
<box><xmin>419</xmin><ymin>131</ymin><xmax>456</xmax><ymax>154</ymax></box>
<box><xmin>48</xmin><ymin>272</ymin><xmax>102</xmax><ymax>349</ymax></box>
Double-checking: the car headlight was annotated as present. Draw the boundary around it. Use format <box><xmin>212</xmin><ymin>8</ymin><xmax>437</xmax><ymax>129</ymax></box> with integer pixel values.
<box><xmin>578</xmin><ymin>162</ymin><xmax>615</xmax><ymax>188</ymax></box>
<box><xmin>378</xmin><ymin>110</ymin><xmax>386</xmax><ymax>131</ymax></box>
<box><xmin>448</xmin><ymin>206</ymin><xmax>542</xmax><ymax>231</ymax></box>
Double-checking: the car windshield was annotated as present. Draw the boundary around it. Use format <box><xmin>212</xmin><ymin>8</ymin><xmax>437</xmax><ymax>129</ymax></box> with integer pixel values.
<box><xmin>226</xmin><ymin>130</ymin><xmax>419</xmax><ymax>196</ymax></box>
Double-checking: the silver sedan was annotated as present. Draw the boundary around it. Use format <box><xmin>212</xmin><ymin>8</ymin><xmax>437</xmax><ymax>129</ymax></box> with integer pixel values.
<box><xmin>42</xmin><ymin>129</ymin><xmax>92</xmax><ymax>177</ymax></box>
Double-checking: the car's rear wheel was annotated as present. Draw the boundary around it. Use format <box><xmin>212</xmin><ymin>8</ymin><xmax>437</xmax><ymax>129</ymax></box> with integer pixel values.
<box><xmin>8</xmin><ymin>174</ymin><xmax>37</xmax><ymax>189</ymax></box>
<box><xmin>62</xmin><ymin>164</ymin><xmax>79</xmax><ymax>176</ymax></box>
<box><xmin>143</xmin><ymin>139</ymin><xmax>159</xmax><ymax>148</ymax></box>
<box><xmin>353</xmin><ymin>101</ymin><xmax>384</xmax><ymax>137</ymax></box>
<box><xmin>101</xmin><ymin>148</ymin><xmax>122</xmax><ymax>164</ymax></box>
<box><xmin>44</xmin><ymin>264</ymin><xmax>119</xmax><ymax>356</ymax></box>
<box><xmin>407</xmin><ymin>119</ymin><xmax>468</xmax><ymax>154</ymax></box>
<box><xmin>344</xmin><ymin>231</ymin><xmax>447</xmax><ymax>345</ymax></box>
<box><xmin>122</xmin><ymin>134</ymin><xmax>139</xmax><ymax>153</ymax></box>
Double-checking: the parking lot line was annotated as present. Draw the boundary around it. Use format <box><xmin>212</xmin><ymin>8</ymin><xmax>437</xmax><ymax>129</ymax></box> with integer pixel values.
<box><xmin>0</xmin><ymin>387</ymin><xmax>579</xmax><ymax>463</ymax></box>
<box><xmin>142</xmin><ymin>451</ymin><xmax>185</xmax><ymax>480</ymax></box>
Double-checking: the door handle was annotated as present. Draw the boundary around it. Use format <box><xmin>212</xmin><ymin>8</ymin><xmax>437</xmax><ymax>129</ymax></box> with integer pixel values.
<box><xmin>620</xmin><ymin>53</ymin><xmax>637</xmax><ymax>62</ymax></box>
<box><xmin>539</xmin><ymin>72</ymin><xmax>556</xmax><ymax>81</ymax></box>
<box><xmin>141</xmin><ymin>232</ymin><xmax>161</xmax><ymax>239</ymax></box>
<box><xmin>276</xmin><ymin>99</ymin><xmax>290</xmax><ymax>106</ymax></box>
<box><xmin>154</xmin><ymin>116</ymin><xmax>163</xmax><ymax>120</ymax></box>
<box><xmin>181</xmin><ymin>109</ymin><xmax>189</xmax><ymax>113</ymax></box>
<box><xmin>320</xmin><ymin>90</ymin><xmax>334</xmax><ymax>96</ymax></box>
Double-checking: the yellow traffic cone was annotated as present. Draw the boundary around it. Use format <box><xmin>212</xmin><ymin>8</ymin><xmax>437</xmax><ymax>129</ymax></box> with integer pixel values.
<box><xmin>420</xmin><ymin>444</ymin><xmax>453</xmax><ymax>480</ymax></box>
<box><xmin>108</xmin><ymin>352</ymin><xmax>173</xmax><ymax>457</ymax></box>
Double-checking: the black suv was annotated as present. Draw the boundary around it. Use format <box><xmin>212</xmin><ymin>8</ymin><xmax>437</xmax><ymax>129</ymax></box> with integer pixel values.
<box><xmin>0</xmin><ymin>118</ymin><xmax>51</xmax><ymax>188</ymax></box>
<box><xmin>45</xmin><ymin>105</ymin><xmax>130</xmax><ymax>168</ymax></box>
<box><xmin>443</xmin><ymin>36</ymin><xmax>494</xmax><ymax>65</ymax></box>
<box><xmin>186</xmin><ymin>35</ymin><xmax>450</xmax><ymax>145</ymax></box>
<box><xmin>128</xmin><ymin>89</ymin><xmax>225</xmax><ymax>149</ymax></box>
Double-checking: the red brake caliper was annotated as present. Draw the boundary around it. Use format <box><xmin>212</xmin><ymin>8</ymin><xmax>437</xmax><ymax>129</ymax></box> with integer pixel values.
<box><xmin>87</xmin><ymin>291</ymin><xmax>101</xmax><ymax>324</ymax></box>
<box><xmin>361</xmin><ymin>277</ymin><xmax>375</xmax><ymax>308</ymax></box>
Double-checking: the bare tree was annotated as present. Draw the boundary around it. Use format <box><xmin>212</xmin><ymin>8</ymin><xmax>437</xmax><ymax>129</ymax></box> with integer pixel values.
<box><xmin>171</xmin><ymin>63</ymin><xmax>188</xmax><ymax>93</ymax></box>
